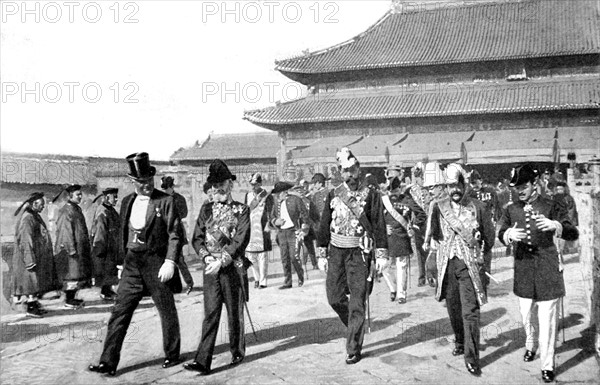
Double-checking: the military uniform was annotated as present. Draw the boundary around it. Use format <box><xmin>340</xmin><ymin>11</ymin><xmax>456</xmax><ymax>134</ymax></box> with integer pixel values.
<box><xmin>468</xmin><ymin>186</ymin><xmax>500</xmax><ymax>223</ymax></box>
<box><xmin>381</xmin><ymin>190</ymin><xmax>426</xmax><ymax>302</ymax></box>
<box><xmin>317</xmin><ymin>180</ymin><xmax>388</xmax><ymax>360</ymax></box>
<box><xmin>429</xmin><ymin>164</ymin><xmax>495</xmax><ymax>374</ymax></box>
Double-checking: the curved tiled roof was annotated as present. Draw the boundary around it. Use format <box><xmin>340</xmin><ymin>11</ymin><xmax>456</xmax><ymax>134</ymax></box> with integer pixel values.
<box><xmin>275</xmin><ymin>0</ymin><xmax>600</xmax><ymax>75</ymax></box>
<box><xmin>244</xmin><ymin>77</ymin><xmax>600</xmax><ymax>125</ymax></box>
<box><xmin>170</xmin><ymin>132</ymin><xmax>280</xmax><ymax>161</ymax></box>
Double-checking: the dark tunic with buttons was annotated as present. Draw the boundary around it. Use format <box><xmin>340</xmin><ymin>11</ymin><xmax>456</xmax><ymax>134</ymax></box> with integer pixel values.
<box><xmin>498</xmin><ymin>196</ymin><xmax>578</xmax><ymax>301</ymax></box>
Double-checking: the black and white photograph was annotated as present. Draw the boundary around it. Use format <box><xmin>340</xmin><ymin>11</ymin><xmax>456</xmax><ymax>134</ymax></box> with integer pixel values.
<box><xmin>1</xmin><ymin>0</ymin><xmax>599</xmax><ymax>383</ymax></box>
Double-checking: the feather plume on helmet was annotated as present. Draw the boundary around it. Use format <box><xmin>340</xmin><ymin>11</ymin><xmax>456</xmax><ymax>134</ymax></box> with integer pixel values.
<box><xmin>336</xmin><ymin>147</ymin><xmax>359</xmax><ymax>169</ymax></box>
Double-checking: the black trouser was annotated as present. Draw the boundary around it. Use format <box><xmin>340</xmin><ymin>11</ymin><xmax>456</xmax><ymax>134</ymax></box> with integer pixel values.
<box><xmin>326</xmin><ymin>245</ymin><xmax>368</xmax><ymax>356</ymax></box>
<box><xmin>176</xmin><ymin>242</ymin><xmax>194</xmax><ymax>287</ymax></box>
<box><xmin>443</xmin><ymin>257</ymin><xmax>480</xmax><ymax>365</ymax></box>
<box><xmin>413</xmin><ymin>229</ymin><xmax>429</xmax><ymax>282</ymax></box>
<box><xmin>303</xmin><ymin>230</ymin><xmax>318</xmax><ymax>267</ymax></box>
<box><xmin>194</xmin><ymin>265</ymin><xmax>245</xmax><ymax>369</ymax></box>
<box><xmin>277</xmin><ymin>229</ymin><xmax>304</xmax><ymax>286</ymax></box>
<box><xmin>100</xmin><ymin>250</ymin><xmax>181</xmax><ymax>368</ymax></box>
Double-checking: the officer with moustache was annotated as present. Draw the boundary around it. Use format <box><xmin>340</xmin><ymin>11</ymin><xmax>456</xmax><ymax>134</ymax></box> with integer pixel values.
<box><xmin>89</xmin><ymin>152</ymin><xmax>182</xmax><ymax>376</ymax></box>
<box><xmin>184</xmin><ymin>159</ymin><xmax>250</xmax><ymax>375</ymax></box>
<box><xmin>317</xmin><ymin>148</ymin><xmax>389</xmax><ymax>365</ymax></box>
<box><xmin>429</xmin><ymin>164</ymin><xmax>495</xmax><ymax>377</ymax></box>
<box><xmin>498</xmin><ymin>164</ymin><xmax>578</xmax><ymax>383</ymax></box>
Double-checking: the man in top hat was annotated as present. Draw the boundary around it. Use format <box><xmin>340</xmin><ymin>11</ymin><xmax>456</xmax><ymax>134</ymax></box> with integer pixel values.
<box><xmin>270</xmin><ymin>181</ymin><xmax>309</xmax><ymax>289</ymax></box>
<box><xmin>429</xmin><ymin>163</ymin><xmax>495</xmax><ymax>377</ymax></box>
<box><xmin>53</xmin><ymin>184</ymin><xmax>92</xmax><ymax>308</ymax></box>
<box><xmin>317</xmin><ymin>147</ymin><xmax>389</xmax><ymax>364</ymax></box>
<box><xmin>90</xmin><ymin>188</ymin><xmax>121</xmax><ymax>301</ymax></box>
<box><xmin>184</xmin><ymin>159</ymin><xmax>250</xmax><ymax>375</ymax></box>
<box><xmin>12</xmin><ymin>192</ymin><xmax>60</xmax><ymax>317</ymax></box>
<box><xmin>381</xmin><ymin>176</ymin><xmax>426</xmax><ymax>304</ymax></box>
<box><xmin>309</xmin><ymin>173</ymin><xmax>329</xmax><ymax>240</ymax></box>
<box><xmin>244</xmin><ymin>172</ymin><xmax>274</xmax><ymax>289</ymax></box>
<box><xmin>468</xmin><ymin>170</ymin><xmax>501</xmax><ymax>223</ymax></box>
<box><xmin>498</xmin><ymin>164</ymin><xmax>579</xmax><ymax>383</ymax></box>
<box><xmin>406</xmin><ymin>162</ymin><xmax>433</xmax><ymax>287</ymax></box>
<box><xmin>161</xmin><ymin>176</ymin><xmax>194</xmax><ymax>294</ymax></box>
<box><xmin>89</xmin><ymin>152</ymin><xmax>183</xmax><ymax>376</ymax></box>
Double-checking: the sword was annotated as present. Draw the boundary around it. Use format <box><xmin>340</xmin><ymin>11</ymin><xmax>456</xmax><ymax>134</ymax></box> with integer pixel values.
<box><xmin>561</xmin><ymin>296</ymin><xmax>566</xmax><ymax>343</ymax></box>
<box><xmin>236</xmin><ymin>266</ymin><xmax>259</xmax><ymax>341</ymax></box>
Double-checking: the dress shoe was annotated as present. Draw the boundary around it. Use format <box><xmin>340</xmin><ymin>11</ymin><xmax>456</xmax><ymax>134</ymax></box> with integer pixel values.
<box><xmin>26</xmin><ymin>308</ymin><xmax>43</xmax><ymax>318</ymax></box>
<box><xmin>428</xmin><ymin>278</ymin><xmax>437</xmax><ymax>288</ymax></box>
<box><xmin>32</xmin><ymin>301</ymin><xmax>48</xmax><ymax>314</ymax></box>
<box><xmin>452</xmin><ymin>346</ymin><xmax>464</xmax><ymax>356</ymax></box>
<box><xmin>541</xmin><ymin>370</ymin><xmax>555</xmax><ymax>383</ymax></box>
<box><xmin>88</xmin><ymin>362</ymin><xmax>116</xmax><ymax>376</ymax></box>
<box><xmin>390</xmin><ymin>292</ymin><xmax>396</xmax><ymax>302</ymax></box>
<box><xmin>523</xmin><ymin>349</ymin><xmax>536</xmax><ymax>362</ymax></box>
<box><xmin>254</xmin><ymin>282</ymin><xmax>260</xmax><ymax>289</ymax></box>
<box><xmin>298</xmin><ymin>280</ymin><xmax>304</xmax><ymax>287</ymax></box>
<box><xmin>397</xmin><ymin>297</ymin><xmax>407</xmax><ymax>304</ymax></box>
<box><xmin>99</xmin><ymin>293</ymin><xmax>115</xmax><ymax>301</ymax></box>
<box><xmin>417</xmin><ymin>278</ymin><xmax>426</xmax><ymax>287</ymax></box>
<box><xmin>183</xmin><ymin>361</ymin><xmax>210</xmax><ymax>375</ymax></box>
<box><xmin>162</xmin><ymin>358</ymin><xmax>180</xmax><ymax>368</ymax></box>
<box><xmin>230</xmin><ymin>354</ymin><xmax>244</xmax><ymax>366</ymax></box>
<box><xmin>65</xmin><ymin>299</ymin><xmax>84</xmax><ymax>309</ymax></box>
<box><xmin>279</xmin><ymin>285</ymin><xmax>292</xmax><ymax>290</ymax></box>
<box><xmin>465</xmin><ymin>363</ymin><xmax>481</xmax><ymax>376</ymax></box>
<box><xmin>345</xmin><ymin>352</ymin><xmax>362</xmax><ymax>365</ymax></box>
<box><xmin>259</xmin><ymin>285</ymin><xmax>267</xmax><ymax>289</ymax></box>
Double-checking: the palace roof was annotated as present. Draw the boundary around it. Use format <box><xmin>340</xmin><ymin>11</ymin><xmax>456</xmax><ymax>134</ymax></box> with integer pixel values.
<box><xmin>275</xmin><ymin>0</ymin><xmax>599</xmax><ymax>77</ymax></box>
<box><xmin>244</xmin><ymin>76</ymin><xmax>600</xmax><ymax>126</ymax></box>
<box><xmin>170</xmin><ymin>132</ymin><xmax>280</xmax><ymax>161</ymax></box>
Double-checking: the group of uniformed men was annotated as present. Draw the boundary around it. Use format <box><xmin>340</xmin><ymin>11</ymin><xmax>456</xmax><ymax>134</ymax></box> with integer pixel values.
<box><xmin>11</xmin><ymin>149</ymin><xmax>578</xmax><ymax>383</ymax></box>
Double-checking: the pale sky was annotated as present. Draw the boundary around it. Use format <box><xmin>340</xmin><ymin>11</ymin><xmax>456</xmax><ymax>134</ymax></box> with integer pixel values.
<box><xmin>1</xmin><ymin>1</ymin><xmax>394</xmax><ymax>160</ymax></box>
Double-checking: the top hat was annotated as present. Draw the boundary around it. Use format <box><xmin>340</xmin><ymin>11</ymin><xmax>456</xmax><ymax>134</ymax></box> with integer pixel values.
<box><xmin>126</xmin><ymin>152</ymin><xmax>156</xmax><ymax>181</ymax></box>
<box><xmin>14</xmin><ymin>192</ymin><xmax>45</xmax><ymax>216</ymax></box>
<box><xmin>509</xmin><ymin>164</ymin><xmax>538</xmax><ymax>187</ymax></box>
<box><xmin>249</xmin><ymin>172</ymin><xmax>262</xmax><ymax>185</ymax></box>
<box><xmin>271</xmin><ymin>181</ymin><xmax>294</xmax><ymax>195</ymax></box>
<box><xmin>206</xmin><ymin>159</ymin><xmax>236</xmax><ymax>185</ymax></box>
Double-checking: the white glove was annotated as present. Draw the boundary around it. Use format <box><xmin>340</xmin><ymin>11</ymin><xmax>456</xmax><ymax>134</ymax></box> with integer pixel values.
<box><xmin>317</xmin><ymin>257</ymin><xmax>328</xmax><ymax>272</ymax></box>
<box><xmin>205</xmin><ymin>259</ymin><xmax>223</xmax><ymax>275</ymax></box>
<box><xmin>157</xmin><ymin>260</ymin><xmax>175</xmax><ymax>282</ymax></box>
<box><xmin>375</xmin><ymin>258</ymin><xmax>389</xmax><ymax>273</ymax></box>
<box><xmin>504</xmin><ymin>226</ymin><xmax>527</xmax><ymax>243</ymax></box>
<box><xmin>536</xmin><ymin>216</ymin><xmax>559</xmax><ymax>232</ymax></box>
<box><xmin>117</xmin><ymin>265</ymin><xmax>123</xmax><ymax>280</ymax></box>
<box><xmin>386</xmin><ymin>224</ymin><xmax>393</xmax><ymax>236</ymax></box>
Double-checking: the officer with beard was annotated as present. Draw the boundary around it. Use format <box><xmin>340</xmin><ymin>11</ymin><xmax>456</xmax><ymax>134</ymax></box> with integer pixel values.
<box><xmin>317</xmin><ymin>147</ymin><xmax>388</xmax><ymax>364</ymax></box>
<box><xmin>429</xmin><ymin>164</ymin><xmax>495</xmax><ymax>377</ymax></box>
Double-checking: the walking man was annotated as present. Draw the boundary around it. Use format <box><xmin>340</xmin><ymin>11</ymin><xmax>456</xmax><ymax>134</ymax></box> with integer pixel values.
<box><xmin>53</xmin><ymin>184</ymin><xmax>92</xmax><ymax>308</ymax></box>
<box><xmin>429</xmin><ymin>164</ymin><xmax>496</xmax><ymax>377</ymax></box>
<box><xmin>244</xmin><ymin>172</ymin><xmax>274</xmax><ymax>289</ymax></box>
<box><xmin>90</xmin><ymin>188</ymin><xmax>121</xmax><ymax>301</ymax></box>
<box><xmin>498</xmin><ymin>164</ymin><xmax>578</xmax><ymax>383</ymax></box>
<box><xmin>317</xmin><ymin>147</ymin><xmax>389</xmax><ymax>364</ymax></box>
<box><xmin>184</xmin><ymin>159</ymin><xmax>250</xmax><ymax>375</ymax></box>
<box><xmin>12</xmin><ymin>192</ymin><xmax>60</xmax><ymax>317</ymax></box>
<box><xmin>407</xmin><ymin>162</ymin><xmax>432</xmax><ymax>287</ymax></box>
<box><xmin>161</xmin><ymin>176</ymin><xmax>194</xmax><ymax>294</ymax></box>
<box><xmin>381</xmin><ymin>177</ymin><xmax>426</xmax><ymax>304</ymax></box>
<box><xmin>270</xmin><ymin>181</ymin><xmax>308</xmax><ymax>289</ymax></box>
<box><xmin>89</xmin><ymin>152</ymin><xmax>182</xmax><ymax>376</ymax></box>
